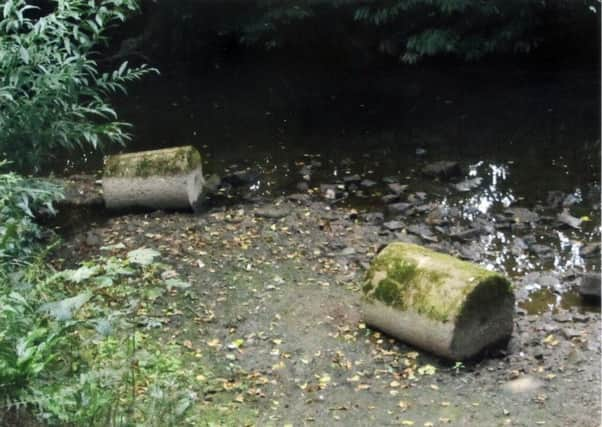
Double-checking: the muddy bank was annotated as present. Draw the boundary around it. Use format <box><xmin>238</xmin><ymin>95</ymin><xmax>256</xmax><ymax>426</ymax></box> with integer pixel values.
<box><xmin>54</xmin><ymin>195</ymin><xmax>601</xmax><ymax>426</ymax></box>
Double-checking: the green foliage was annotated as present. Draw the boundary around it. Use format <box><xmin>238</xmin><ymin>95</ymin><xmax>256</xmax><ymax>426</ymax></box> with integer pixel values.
<box><xmin>0</xmin><ymin>249</ymin><xmax>254</xmax><ymax>426</ymax></box>
<box><xmin>0</xmin><ymin>291</ymin><xmax>68</xmax><ymax>393</ymax></box>
<box><xmin>239</xmin><ymin>0</ymin><xmax>599</xmax><ymax>62</ymax></box>
<box><xmin>0</xmin><ymin>0</ymin><xmax>157</xmax><ymax>170</ymax></box>
<box><xmin>0</xmin><ymin>162</ymin><xmax>63</xmax><ymax>273</ymax></box>
<box><xmin>353</xmin><ymin>0</ymin><xmax>545</xmax><ymax>62</ymax></box>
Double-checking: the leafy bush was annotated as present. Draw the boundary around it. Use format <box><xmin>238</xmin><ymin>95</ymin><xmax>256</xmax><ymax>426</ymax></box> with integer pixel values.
<box><xmin>0</xmin><ymin>248</ymin><xmax>248</xmax><ymax>426</ymax></box>
<box><xmin>0</xmin><ymin>163</ymin><xmax>63</xmax><ymax>273</ymax></box>
<box><xmin>0</xmin><ymin>0</ymin><xmax>157</xmax><ymax>170</ymax></box>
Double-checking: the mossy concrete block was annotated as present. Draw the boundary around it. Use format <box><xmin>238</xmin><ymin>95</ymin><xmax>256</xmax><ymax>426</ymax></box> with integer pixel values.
<box><xmin>361</xmin><ymin>242</ymin><xmax>514</xmax><ymax>360</ymax></box>
<box><xmin>103</xmin><ymin>146</ymin><xmax>205</xmax><ymax>210</ymax></box>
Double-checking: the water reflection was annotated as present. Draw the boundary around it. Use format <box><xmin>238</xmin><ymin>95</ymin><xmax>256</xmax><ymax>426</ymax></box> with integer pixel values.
<box><xmin>460</xmin><ymin>162</ymin><xmax>515</xmax><ymax>220</ymax></box>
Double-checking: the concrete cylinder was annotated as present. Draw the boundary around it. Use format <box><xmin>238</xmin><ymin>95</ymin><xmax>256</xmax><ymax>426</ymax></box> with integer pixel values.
<box><xmin>361</xmin><ymin>242</ymin><xmax>514</xmax><ymax>360</ymax></box>
<box><xmin>102</xmin><ymin>146</ymin><xmax>204</xmax><ymax>210</ymax></box>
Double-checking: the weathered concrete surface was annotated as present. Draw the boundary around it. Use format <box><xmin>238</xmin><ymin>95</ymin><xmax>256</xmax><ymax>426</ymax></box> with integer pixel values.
<box><xmin>102</xmin><ymin>146</ymin><xmax>204</xmax><ymax>210</ymax></box>
<box><xmin>362</xmin><ymin>242</ymin><xmax>515</xmax><ymax>360</ymax></box>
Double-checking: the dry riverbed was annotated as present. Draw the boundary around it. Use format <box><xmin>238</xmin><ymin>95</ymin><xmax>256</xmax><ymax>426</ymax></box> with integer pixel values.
<box><xmin>55</xmin><ymin>197</ymin><xmax>601</xmax><ymax>427</ymax></box>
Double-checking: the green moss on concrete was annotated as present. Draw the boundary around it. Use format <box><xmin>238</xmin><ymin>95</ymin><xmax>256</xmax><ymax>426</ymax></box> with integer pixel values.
<box><xmin>362</xmin><ymin>242</ymin><xmax>512</xmax><ymax>323</ymax></box>
<box><xmin>105</xmin><ymin>146</ymin><xmax>202</xmax><ymax>178</ymax></box>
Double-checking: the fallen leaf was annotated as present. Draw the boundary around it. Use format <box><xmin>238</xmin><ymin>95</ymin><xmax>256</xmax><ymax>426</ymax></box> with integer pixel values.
<box><xmin>418</xmin><ymin>364</ymin><xmax>437</xmax><ymax>376</ymax></box>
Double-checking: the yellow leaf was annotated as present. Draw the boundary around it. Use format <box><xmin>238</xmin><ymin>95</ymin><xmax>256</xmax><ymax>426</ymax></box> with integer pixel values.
<box><xmin>319</xmin><ymin>374</ymin><xmax>331</xmax><ymax>384</ymax></box>
<box><xmin>401</xmin><ymin>421</ymin><xmax>414</xmax><ymax>426</ymax></box>
<box><xmin>207</xmin><ymin>338</ymin><xmax>221</xmax><ymax>348</ymax></box>
<box><xmin>418</xmin><ymin>364</ymin><xmax>437</xmax><ymax>376</ymax></box>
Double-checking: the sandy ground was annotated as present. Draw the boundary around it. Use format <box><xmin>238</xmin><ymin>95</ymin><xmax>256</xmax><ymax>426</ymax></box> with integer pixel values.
<box><xmin>58</xmin><ymin>197</ymin><xmax>601</xmax><ymax>427</ymax></box>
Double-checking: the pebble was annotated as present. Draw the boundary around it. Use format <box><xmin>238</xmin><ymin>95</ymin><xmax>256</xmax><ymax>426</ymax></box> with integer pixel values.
<box><xmin>383</xmin><ymin>220</ymin><xmax>404</xmax><ymax>231</ymax></box>
<box><xmin>422</xmin><ymin>161</ymin><xmax>462</xmax><ymax>180</ymax></box>
<box><xmin>360</xmin><ymin>179</ymin><xmax>377</xmax><ymax>189</ymax></box>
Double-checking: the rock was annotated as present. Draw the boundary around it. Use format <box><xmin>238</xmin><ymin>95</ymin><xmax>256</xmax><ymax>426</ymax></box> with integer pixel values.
<box><xmin>516</xmin><ymin>272</ymin><xmax>562</xmax><ymax>300</ymax></box>
<box><xmin>501</xmin><ymin>376</ymin><xmax>543</xmax><ymax>394</ymax></box>
<box><xmin>222</xmin><ymin>169</ymin><xmax>259</xmax><ymax>186</ymax></box>
<box><xmin>422</xmin><ymin>161</ymin><xmax>462</xmax><ymax>180</ymax></box>
<box><xmin>393</xmin><ymin>232</ymin><xmax>423</xmax><ymax>245</ymax></box>
<box><xmin>103</xmin><ymin>146</ymin><xmax>205</xmax><ymax>210</ymax></box>
<box><xmin>546</xmin><ymin>191</ymin><xmax>566</xmax><ymax>208</ymax></box>
<box><xmin>383</xmin><ymin>220</ymin><xmax>404</xmax><ymax>231</ymax></box>
<box><xmin>343</xmin><ymin>174</ymin><xmax>362</xmax><ymax>185</ymax></box>
<box><xmin>338</xmin><ymin>247</ymin><xmax>356</xmax><ymax>257</ymax></box>
<box><xmin>511</xmin><ymin>237</ymin><xmax>528</xmax><ymax>256</ymax></box>
<box><xmin>84</xmin><ymin>231</ymin><xmax>102</xmax><ymax>246</ymax></box>
<box><xmin>572</xmin><ymin>312</ymin><xmax>591</xmax><ymax>322</ymax></box>
<box><xmin>288</xmin><ymin>193</ymin><xmax>310</xmax><ymax>203</ymax></box>
<box><xmin>504</xmin><ymin>207</ymin><xmax>539</xmax><ymax>224</ymax></box>
<box><xmin>387</xmin><ymin>183</ymin><xmax>407</xmax><ymax>195</ymax></box>
<box><xmin>529</xmin><ymin>244</ymin><xmax>554</xmax><ymax>260</ymax></box>
<box><xmin>361</xmin><ymin>242</ymin><xmax>514</xmax><ymax>360</ymax></box>
<box><xmin>387</xmin><ymin>202</ymin><xmax>413</xmax><ymax>215</ymax></box>
<box><xmin>299</xmin><ymin>165</ymin><xmax>312</xmax><ymax>181</ymax></box>
<box><xmin>449</xmin><ymin>226</ymin><xmax>482</xmax><ymax>242</ymax></box>
<box><xmin>581</xmin><ymin>242</ymin><xmax>601</xmax><ymax>257</ymax></box>
<box><xmin>579</xmin><ymin>272</ymin><xmax>601</xmax><ymax>301</ymax></box>
<box><xmin>320</xmin><ymin>184</ymin><xmax>340</xmax><ymax>200</ymax></box>
<box><xmin>552</xmin><ymin>312</ymin><xmax>573</xmax><ymax>323</ymax></box>
<box><xmin>204</xmin><ymin>174</ymin><xmax>221</xmax><ymax>194</ymax></box>
<box><xmin>407</xmin><ymin>223</ymin><xmax>438</xmax><ymax>242</ymax></box>
<box><xmin>254</xmin><ymin>206</ymin><xmax>290</xmax><ymax>219</ymax></box>
<box><xmin>452</xmin><ymin>177</ymin><xmax>483</xmax><ymax>192</ymax></box>
<box><xmin>360</xmin><ymin>179</ymin><xmax>377</xmax><ymax>189</ymax></box>
<box><xmin>425</xmin><ymin>206</ymin><xmax>448</xmax><ymax>225</ymax></box>
<box><xmin>457</xmin><ymin>242</ymin><xmax>482</xmax><ymax>262</ymax></box>
<box><xmin>557</xmin><ymin>209</ymin><xmax>582</xmax><ymax>230</ymax></box>
<box><xmin>382</xmin><ymin>176</ymin><xmax>399</xmax><ymax>184</ymax></box>
<box><xmin>560</xmin><ymin>328</ymin><xmax>582</xmax><ymax>340</ymax></box>
<box><xmin>296</xmin><ymin>181</ymin><xmax>309</xmax><ymax>192</ymax></box>
<box><xmin>562</xmin><ymin>193</ymin><xmax>581</xmax><ymax>207</ymax></box>
<box><xmin>360</xmin><ymin>212</ymin><xmax>385</xmax><ymax>225</ymax></box>
<box><xmin>381</xmin><ymin>194</ymin><xmax>400</xmax><ymax>204</ymax></box>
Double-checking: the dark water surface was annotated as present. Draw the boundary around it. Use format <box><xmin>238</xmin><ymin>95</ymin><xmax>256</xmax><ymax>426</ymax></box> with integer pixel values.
<box><xmin>54</xmin><ymin>58</ymin><xmax>601</xmax><ymax>313</ymax></box>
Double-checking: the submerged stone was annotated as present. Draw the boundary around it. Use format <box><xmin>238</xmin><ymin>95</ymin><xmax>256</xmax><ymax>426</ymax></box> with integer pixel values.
<box><xmin>422</xmin><ymin>161</ymin><xmax>462</xmax><ymax>180</ymax></box>
<box><xmin>361</xmin><ymin>242</ymin><xmax>514</xmax><ymax>360</ymax></box>
<box><xmin>579</xmin><ymin>272</ymin><xmax>601</xmax><ymax>302</ymax></box>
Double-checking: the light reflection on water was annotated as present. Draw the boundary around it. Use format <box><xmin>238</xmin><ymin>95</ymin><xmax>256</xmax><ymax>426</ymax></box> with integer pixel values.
<box><xmin>460</xmin><ymin>162</ymin><xmax>515</xmax><ymax>220</ymax></box>
<box><xmin>448</xmin><ymin>160</ymin><xmax>596</xmax><ymax>312</ymax></box>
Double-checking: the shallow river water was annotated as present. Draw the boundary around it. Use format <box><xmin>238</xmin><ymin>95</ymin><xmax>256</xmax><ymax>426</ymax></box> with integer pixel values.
<box><xmin>52</xmin><ymin>58</ymin><xmax>601</xmax><ymax>313</ymax></box>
